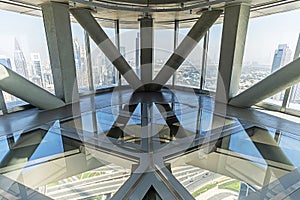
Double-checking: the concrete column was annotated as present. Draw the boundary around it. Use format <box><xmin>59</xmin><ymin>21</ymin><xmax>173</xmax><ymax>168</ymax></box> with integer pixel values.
<box><xmin>70</xmin><ymin>8</ymin><xmax>143</xmax><ymax>90</ymax></box>
<box><xmin>140</xmin><ymin>16</ymin><xmax>153</xmax><ymax>84</ymax></box>
<box><xmin>230</xmin><ymin>57</ymin><xmax>300</xmax><ymax>107</ymax></box>
<box><xmin>215</xmin><ymin>3</ymin><xmax>250</xmax><ymax>103</ymax></box>
<box><xmin>0</xmin><ymin>64</ymin><xmax>65</xmax><ymax>110</ymax></box>
<box><xmin>151</xmin><ymin>10</ymin><xmax>222</xmax><ymax>91</ymax></box>
<box><xmin>42</xmin><ymin>2</ymin><xmax>79</xmax><ymax>103</ymax></box>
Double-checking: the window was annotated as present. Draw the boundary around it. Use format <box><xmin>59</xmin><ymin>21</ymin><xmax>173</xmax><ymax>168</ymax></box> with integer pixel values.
<box><xmin>287</xmin><ymin>35</ymin><xmax>300</xmax><ymax>110</ymax></box>
<box><xmin>154</xmin><ymin>23</ymin><xmax>174</xmax><ymax>85</ymax></box>
<box><xmin>288</xmin><ymin>82</ymin><xmax>300</xmax><ymax>110</ymax></box>
<box><xmin>90</xmin><ymin>20</ymin><xmax>117</xmax><ymax>89</ymax></box>
<box><xmin>71</xmin><ymin>22</ymin><xmax>89</xmax><ymax>93</ymax></box>
<box><xmin>240</xmin><ymin>9</ymin><xmax>300</xmax><ymax>107</ymax></box>
<box><xmin>205</xmin><ymin>23</ymin><xmax>222</xmax><ymax>92</ymax></box>
<box><xmin>120</xmin><ymin>23</ymin><xmax>139</xmax><ymax>85</ymax></box>
<box><xmin>175</xmin><ymin>21</ymin><xmax>203</xmax><ymax>88</ymax></box>
<box><xmin>0</xmin><ymin>10</ymin><xmax>53</xmax><ymax>109</ymax></box>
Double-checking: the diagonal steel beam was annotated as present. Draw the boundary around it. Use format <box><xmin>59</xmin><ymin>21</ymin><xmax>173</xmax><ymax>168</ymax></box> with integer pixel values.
<box><xmin>0</xmin><ymin>64</ymin><xmax>65</xmax><ymax>110</ymax></box>
<box><xmin>155</xmin><ymin>103</ymin><xmax>183</xmax><ymax>138</ymax></box>
<box><xmin>70</xmin><ymin>8</ymin><xmax>143</xmax><ymax>90</ymax></box>
<box><xmin>149</xmin><ymin>10</ymin><xmax>222</xmax><ymax>91</ymax></box>
<box><xmin>229</xmin><ymin>57</ymin><xmax>300</xmax><ymax>107</ymax></box>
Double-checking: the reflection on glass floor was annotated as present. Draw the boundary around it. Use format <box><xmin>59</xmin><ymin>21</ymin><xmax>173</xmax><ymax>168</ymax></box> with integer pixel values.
<box><xmin>1</xmin><ymin>98</ymin><xmax>300</xmax><ymax>199</ymax></box>
<box><xmin>169</xmin><ymin>125</ymin><xmax>300</xmax><ymax>199</ymax></box>
<box><xmin>0</xmin><ymin>122</ymin><xmax>133</xmax><ymax>200</ymax></box>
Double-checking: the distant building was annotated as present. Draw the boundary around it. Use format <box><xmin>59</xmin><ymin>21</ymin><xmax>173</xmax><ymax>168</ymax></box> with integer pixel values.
<box><xmin>120</xmin><ymin>46</ymin><xmax>126</xmax><ymax>58</ymax></box>
<box><xmin>14</xmin><ymin>38</ymin><xmax>28</xmax><ymax>78</ymax></box>
<box><xmin>41</xmin><ymin>63</ymin><xmax>54</xmax><ymax>93</ymax></box>
<box><xmin>30</xmin><ymin>53</ymin><xmax>43</xmax><ymax>87</ymax></box>
<box><xmin>271</xmin><ymin>44</ymin><xmax>292</xmax><ymax>73</ymax></box>
<box><xmin>0</xmin><ymin>55</ymin><xmax>12</xmax><ymax>70</ymax></box>
<box><xmin>270</xmin><ymin>44</ymin><xmax>292</xmax><ymax>101</ymax></box>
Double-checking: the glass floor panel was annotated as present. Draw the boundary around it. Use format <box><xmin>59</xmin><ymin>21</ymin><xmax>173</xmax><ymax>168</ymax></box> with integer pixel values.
<box><xmin>1</xmin><ymin>99</ymin><xmax>300</xmax><ymax>199</ymax></box>
<box><xmin>168</xmin><ymin>126</ymin><xmax>300</xmax><ymax>199</ymax></box>
<box><xmin>59</xmin><ymin>103</ymin><xmax>238</xmax><ymax>147</ymax></box>
<box><xmin>0</xmin><ymin>122</ymin><xmax>133</xmax><ymax>200</ymax></box>
<box><xmin>171</xmin><ymin>164</ymin><xmax>241</xmax><ymax>199</ymax></box>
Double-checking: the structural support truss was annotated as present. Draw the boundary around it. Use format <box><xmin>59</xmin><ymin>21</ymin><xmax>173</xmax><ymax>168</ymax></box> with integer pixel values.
<box><xmin>0</xmin><ymin>64</ymin><xmax>65</xmax><ymax>110</ymax></box>
<box><xmin>151</xmin><ymin>10</ymin><xmax>222</xmax><ymax>91</ymax></box>
<box><xmin>229</xmin><ymin>57</ymin><xmax>300</xmax><ymax>107</ymax></box>
<box><xmin>70</xmin><ymin>8</ymin><xmax>143</xmax><ymax>90</ymax></box>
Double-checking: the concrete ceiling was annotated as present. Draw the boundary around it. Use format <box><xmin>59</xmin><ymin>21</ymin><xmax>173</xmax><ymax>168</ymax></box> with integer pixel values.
<box><xmin>0</xmin><ymin>0</ymin><xmax>299</xmax><ymax>28</ymax></box>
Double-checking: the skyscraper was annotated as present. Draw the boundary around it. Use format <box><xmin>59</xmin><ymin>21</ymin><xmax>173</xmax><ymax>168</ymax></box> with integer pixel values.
<box><xmin>14</xmin><ymin>38</ymin><xmax>28</xmax><ymax>78</ymax></box>
<box><xmin>0</xmin><ymin>55</ymin><xmax>12</xmax><ymax>70</ymax></box>
<box><xmin>270</xmin><ymin>44</ymin><xmax>292</xmax><ymax>101</ymax></box>
<box><xmin>30</xmin><ymin>53</ymin><xmax>43</xmax><ymax>87</ymax></box>
<box><xmin>271</xmin><ymin>44</ymin><xmax>292</xmax><ymax>73</ymax></box>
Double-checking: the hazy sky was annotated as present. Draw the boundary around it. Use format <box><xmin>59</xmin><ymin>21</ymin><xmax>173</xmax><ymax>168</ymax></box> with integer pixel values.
<box><xmin>0</xmin><ymin>8</ymin><xmax>299</xmax><ymax>68</ymax></box>
<box><xmin>243</xmin><ymin>9</ymin><xmax>300</xmax><ymax>65</ymax></box>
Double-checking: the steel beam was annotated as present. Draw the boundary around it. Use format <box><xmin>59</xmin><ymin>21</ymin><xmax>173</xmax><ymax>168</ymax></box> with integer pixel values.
<box><xmin>70</xmin><ymin>8</ymin><xmax>143</xmax><ymax>90</ymax></box>
<box><xmin>150</xmin><ymin>10</ymin><xmax>222</xmax><ymax>91</ymax></box>
<box><xmin>229</xmin><ymin>57</ymin><xmax>300</xmax><ymax>107</ymax></box>
<box><xmin>0</xmin><ymin>64</ymin><xmax>65</xmax><ymax>110</ymax></box>
<box><xmin>42</xmin><ymin>2</ymin><xmax>79</xmax><ymax>103</ymax></box>
<box><xmin>140</xmin><ymin>16</ymin><xmax>153</xmax><ymax>84</ymax></box>
<box><xmin>216</xmin><ymin>3</ymin><xmax>250</xmax><ymax>103</ymax></box>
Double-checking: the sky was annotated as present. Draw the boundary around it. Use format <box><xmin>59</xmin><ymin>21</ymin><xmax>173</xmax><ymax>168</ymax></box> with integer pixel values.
<box><xmin>243</xmin><ymin>9</ymin><xmax>300</xmax><ymax>65</ymax></box>
<box><xmin>0</xmin><ymin>8</ymin><xmax>300</xmax><ymax>68</ymax></box>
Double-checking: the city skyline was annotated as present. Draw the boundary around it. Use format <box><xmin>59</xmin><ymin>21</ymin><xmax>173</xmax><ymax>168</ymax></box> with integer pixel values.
<box><xmin>1</xmin><ymin>9</ymin><xmax>300</xmax><ymax>67</ymax></box>
<box><xmin>1</xmin><ymin>8</ymin><xmax>300</xmax><ymax>109</ymax></box>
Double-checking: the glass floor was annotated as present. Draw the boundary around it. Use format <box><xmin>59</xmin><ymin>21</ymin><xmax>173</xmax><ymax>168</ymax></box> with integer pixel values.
<box><xmin>0</xmin><ymin>99</ymin><xmax>300</xmax><ymax>199</ymax></box>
